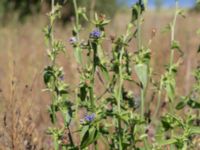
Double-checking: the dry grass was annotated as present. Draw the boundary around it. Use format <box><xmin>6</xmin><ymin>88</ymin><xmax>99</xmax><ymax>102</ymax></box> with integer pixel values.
<box><xmin>0</xmin><ymin>9</ymin><xmax>199</xmax><ymax>149</ymax></box>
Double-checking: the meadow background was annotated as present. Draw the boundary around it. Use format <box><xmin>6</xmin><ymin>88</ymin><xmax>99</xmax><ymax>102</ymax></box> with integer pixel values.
<box><xmin>0</xmin><ymin>0</ymin><xmax>199</xmax><ymax>149</ymax></box>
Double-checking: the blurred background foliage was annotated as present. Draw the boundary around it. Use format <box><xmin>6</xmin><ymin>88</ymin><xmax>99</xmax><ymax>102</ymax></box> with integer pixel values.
<box><xmin>0</xmin><ymin>0</ymin><xmax>127</xmax><ymax>24</ymax></box>
<box><xmin>0</xmin><ymin>0</ymin><xmax>199</xmax><ymax>24</ymax></box>
<box><xmin>154</xmin><ymin>0</ymin><xmax>164</xmax><ymax>11</ymax></box>
<box><xmin>193</xmin><ymin>0</ymin><xmax>200</xmax><ymax>12</ymax></box>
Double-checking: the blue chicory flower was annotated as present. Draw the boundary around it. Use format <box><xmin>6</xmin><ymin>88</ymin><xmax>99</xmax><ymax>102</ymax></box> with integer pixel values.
<box><xmin>84</xmin><ymin>113</ymin><xmax>95</xmax><ymax>122</ymax></box>
<box><xmin>69</xmin><ymin>37</ymin><xmax>77</xmax><ymax>44</ymax></box>
<box><xmin>59</xmin><ymin>75</ymin><xmax>64</xmax><ymax>81</ymax></box>
<box><xmin>90</xmin><ymin>29</ymin><xmax>101</xmax><ymax>39</ymax></box>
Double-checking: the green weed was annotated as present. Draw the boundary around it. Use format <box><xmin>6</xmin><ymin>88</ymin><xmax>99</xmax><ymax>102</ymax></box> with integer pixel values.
<box><xmin>43</xmin><ymin>0</ymin><xmax>200</xmax><ymax>149</ymax></box>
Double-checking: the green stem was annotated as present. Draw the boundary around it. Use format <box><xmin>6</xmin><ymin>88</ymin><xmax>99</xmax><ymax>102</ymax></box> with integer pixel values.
<box><xmin>52</xmin><ymin>93</ymin><xmax>57</xmax><ymax>124</ymax></box>
<box><xmin>90</xmin><ymin>0</ymin><xmax>96</xmax><ymax>20</ymax></box>
<box><xmin>94</xmin><ymin>141</ymin><xmax>98</xmax><ymax>150</ymax></box>
<box><xmin>89</xmin><ymin>44</ymin><xmax>98</xmax><ymax>110</ymax></box>
<box><xmin>117</xmin><ymin>45</ymin><xmax>124</xmax><ymax>150</ymax></box>
<box><xmin>136</xmin><ymin>6</ymin><xmax>150</xmax><ymax>148</ymax></box>
<box><xmin>89</xmin><ymin>85</ymin><xmax>95</xmax><ymax>110</ymax></box>
<box><xmin>137</xmin><ymin>13</ymin><xmax>142</xmax><ymax>50</ymax></box>
<box><xmin>130</xmin><ymin>124</ymin><xmax>136</xmax><ymax>148</ymax></box>
<box><xmin>168</xmin><ymin>1</ymin><xmax>178</xmax><ymax>116</ymax></box>
<box><xmin>170</xmin><ymin>0</ymin><xmax>178</xmax><ymax>67</ymax></box>
<box><xmin>51</xmin><ymin>0</ymin><xmax>56</xmax><ymax>124</ymax></box>
<box><xmin>136</xmin><ymin>10</ymin><xmax>146</xmax><ymax>118</ymax></box>
<box><xmin>53</xmin><ymin>135</ymin><xmax>59</xmax><ymax>150</ymax></box>
<box><xmin>141</xmin><ymin>88</ymin><xmax>145</xmax><ymax>117</ymax></box>
<box><xmin>67</xmin><ymin>126</ymin><xmax>75</xmax><ymax>147</ymax></box>
<box><xmin>153</xmin><ymin>81</ymin><xmax>162</xmax><ymax>119</ymax></box>
<box><xmin>75</xmin><ymin>88</ymin><xmax>79</xmax><ymax>119</ymax></box>
<box><xmin>73</xmin><ymin>0</ymin><xmax>80</xmax><ymax>40</ymax></box>
<box><xmin>50</xmin><ymin>0</ymin><xmax>56</xmax><ymax>65</ymax></box>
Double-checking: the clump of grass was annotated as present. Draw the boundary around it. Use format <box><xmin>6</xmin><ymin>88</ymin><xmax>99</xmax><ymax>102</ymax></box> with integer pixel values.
<box><xmin>0</xmin><ymin>52</ymin><xmax>43</xmax><ymax>150</ymax></box>
<box><xmin>43</xmin><ymin>0</ymin><xmax>200</xmax><ymax>149</ymax></box>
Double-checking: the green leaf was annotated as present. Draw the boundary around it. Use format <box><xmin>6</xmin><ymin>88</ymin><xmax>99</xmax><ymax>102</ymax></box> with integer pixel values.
<box><xmin>80</xmin><ymin>126</ymin><xmax>99</xmax><ymax>148</ymax></box>
<box><xmin>177</xmin><ymin>9</ymin><xmax>186</xmax><ymax>18</ymax></box>
<box><xmin>187</xmin><ymin>99</ymin><xmax>200</xmax><ymax>109</ymax></box>
<box><xmin>116</xmin><ymin>112</ymin><xmax>130</xmax><ymax>124</ymax></box>
<box><xmin>158</xmin><ymin>138</ymin><xmax>177</xmax><ymax>146</ymax></box>
<box><xmin>78</xmin><ymin>7</ymin><xmax>88</xmax><ymax>21</ymax></box>
<box><xmin>81</xmin><ymin>125</ymin><xmax>89</xmax><ymax>139</ymax></box>
<box><xmin>48</xmin><ymin>104</ymin><xmax>58</xmax><ymax>124</ymax></box>
<box><xmin>171</xmin><ymin>40</ymin><xmax>183</xmax><ymax>54</ymax></box>
<box><xmin>165</xmin><ymin>80</ymin><xmax>175</xmax><ymax>101</ymax></box>
<box><xmin>171</xmin><ymin>40</ymin><xmax>181</xmax><ymax>51</ymax></box>
<box><xmin>43</xmin><ymin>66</ymin><xmax>55</xmax><ymax>88</ymax></box>
<box><xmin>190</xmin><ymin>126</ymin><xmax>200</xmax><ymax>135</ymax></box>
<box><xmin>131</xmin><ymin>2</ymin><xmax>145</xmax><ymax>22</ymax></box>
<box><xmin>79</xmin><ymin>83</ymin><xmax>88</xmax><ymax>101</ymax></box>
<box><xmin>161</xmin><ymin>114</ymin><xmax>182</xmax><ymax>131</ymax></box>
<box><xmin>99</xmin><ymin>64</ymin><xmax>110</xmax><ymax>82</ymax></box>
<box><xmin>131</xmin><ymin>4</ymin><xmax>139</xmax><ymax>22</ymax></box>
<box><xmin>176</xmin><ymin>101</ymin><xmax>187</xmax><ymax>110</ymax></box>
<box><xmin>43</xmin><ymin>25</ymin><xmax>52</xmax><ymax>45</ymax></box>
<box><xmin>65</xmin><ymin>110</ymin><xmax>72</xmax><ymax>125</ymax></box>
<box><xmin>74</xmin><ymin>47</ymin><xmax>82</xmax><ymax>64</ymax></box>
<box><xmin>162</xmin><ymin>23</ymin><xmax>171</xmax><ymax>33</ymax></box>
<box><xmin>100</xmin><ymin>19</ymin><xmax>111</xmax><ymax>26</ymax></box>
<box><xmin>134</xmin><ymin>64</ymin><xmax>148</xmax><ymax>89</ymax></box>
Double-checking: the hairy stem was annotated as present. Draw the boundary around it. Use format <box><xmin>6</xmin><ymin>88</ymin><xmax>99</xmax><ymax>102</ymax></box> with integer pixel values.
<box><xmin>51</xmin><ymin>0</ymin><xmax>55</xmax><ymax>65</ymax></box>
<box><xmin>50</xmin><ymin>0</ymin><xmax>56</xmax><ymax>124</ymax></box>
<box><xmin>137</xmin><ymin>10</ymin><xmax>145</xmax><ymax>118</ymax></box>
<box><xmin>117</xmin><ymin>46</ymin><xmax>124</xmax><ymax>150</ymax></box>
